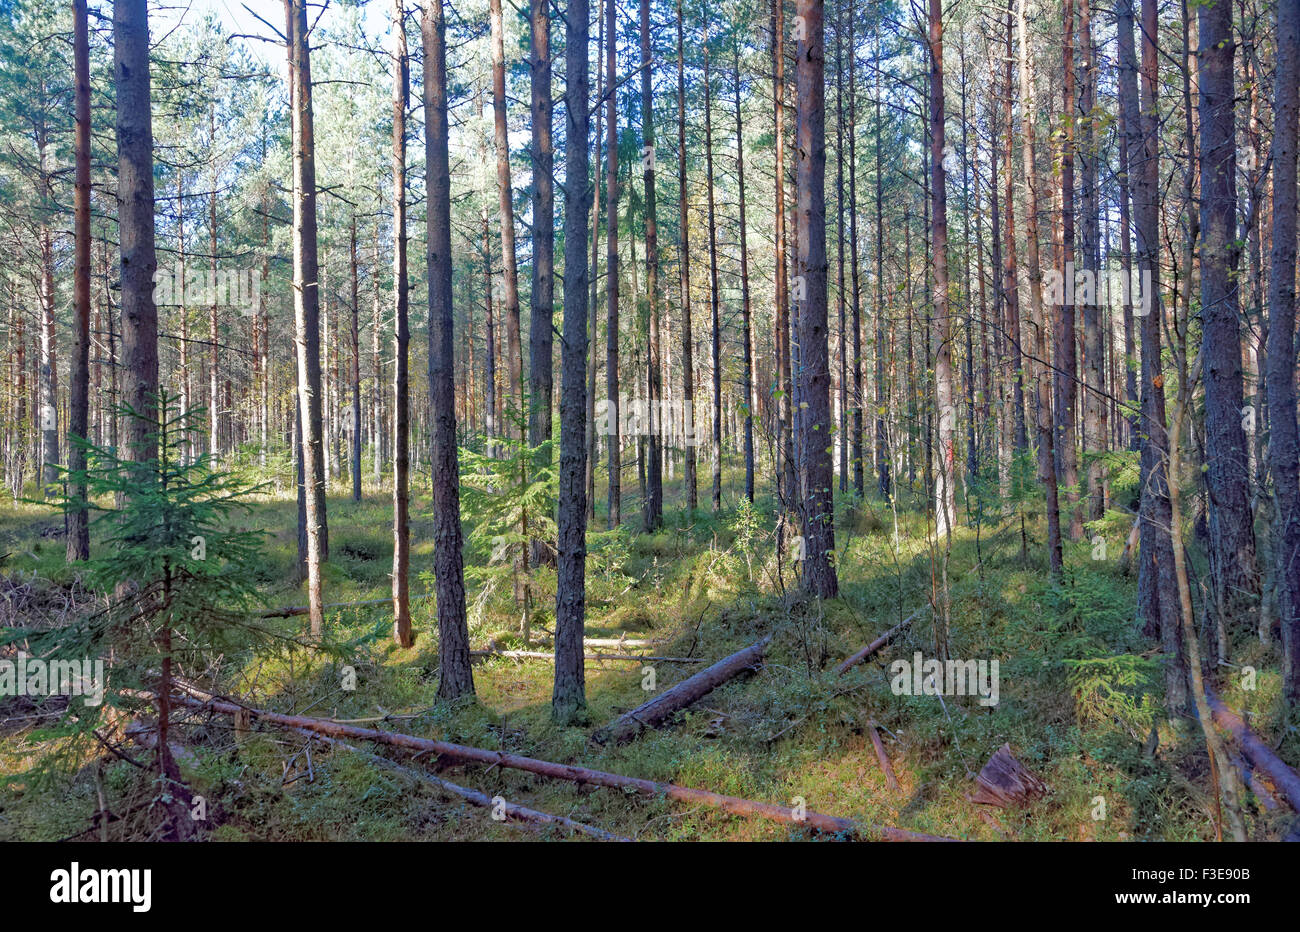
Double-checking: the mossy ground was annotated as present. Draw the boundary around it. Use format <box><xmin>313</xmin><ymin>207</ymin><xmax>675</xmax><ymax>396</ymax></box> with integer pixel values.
<box><xmin>2</xmin><ymin>462</ymin><xmax>1296</xmax><ymax>842</ymax></box>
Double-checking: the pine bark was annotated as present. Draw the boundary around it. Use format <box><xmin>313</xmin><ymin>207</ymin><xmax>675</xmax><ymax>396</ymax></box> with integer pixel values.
<box><xmin>796</xmin><ymin>0</ymin><xmax>837</xmax><ymax>599</ymax></box>
<box><xmin>642</xmin><ymin>0</ymin><xmax>663</xmax><ymax>529</ymax></box>
<box><xmin>67</xmin><ymin>0</ymin><xmax>91</xmax><ymax>562</ymax></box>
<box><xmin>1198</xmin><ymin>0</ymin><xmax>1260</xmax><ymax>620</ymax></box>
<box><xmin>392</xmin><ymin>0</ymin><xmax>413</xmax><ymax>648</ymax></box>
<box><xmin>1267</xmin><ymin>0</ymin><xmax>1299</xmax><ymax>699</ymax></box>
<box><xmin>287</xmin><ymin>0</ymin><xmax>328</xmax><ymax>636</ymax></box>
<box><xmin>528</xmin><ymin>0</ymin><xmax>554</xmax><ymax>464</ymax></box>
<box><xmin>490</xmin><ymin>0</ymin><xmax>524</xmax><ymax>432</ymax></box>
<box><xmin>422</xmin><ymin>0</ymin><xmax>474</xmax><ymax>699</ymax></box>
<box><xmin>553</xmin><ymin>0</ymin><xmax>592</xmax><ymax>724</ymax></box>
<box><xmin>677</xmin><ymin>0</ymin><xmax>697</xmax><ymax>513</ymax></box>
<box><xmin>605</xmin><ymin>0</ymin><xmax>621</xmax><ymax>529</ymax></box>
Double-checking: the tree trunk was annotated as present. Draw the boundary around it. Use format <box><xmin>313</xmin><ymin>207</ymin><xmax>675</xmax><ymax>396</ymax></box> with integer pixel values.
<box><xmin>773</xmin><ymin>0</ymin><xmax>796</xmax><ymax>518</ymax></box>
<box><xmin>586</xmin><ymin>0</ymin><xmax>605</xmax><ymax>523</ymax></box>
<box><xmin>677</xmin><ymin>0</ymin><xmax>697</xmax><ymax>513</ymax></box>
<box><xmin>734</xmin><ymin>44</ymin><xmax>755</xmax><ymax>505</ymax></box>
<box><xmin>873</xmin><ymin>21</ymin><xmax>891</xmax><ymax>500</ymax></box>
<box><xmin>605</xmin><ymin>0</ymin><xmax>621</xmax><ymax>529</ymax></box>
<box><xmin>552</xmin><ymin>0</ymin><xmax>591</xmax><ymax>725</ymax></box>
<box><xmin>1124</xmin><ymin>0</ymin><xmax>1187</xmax><ymax>713</ymax></box>
<box><xmin>1115</xmin><ymin>0</ymin><xmax>1139</xmax><ymax>454</ymax></box>
<box><xmin>929</xmin><ymin>0</ymin><xmax>955</xmax><ymax>543</ymax></box>
<box><xmin>115</xmin><ymin>0</ymin><xmax>160</xmax><ymax>471</ymax></box>
<box><xmin>847</xmin><ymin>0</ymin><xmax>864</xmax><ymax>498</ymax></box>
<box><xmin>350</xmin><ymin>217</ymin><xmax>362</xmax><ymax>502</ymax></box>
<box><xmin>704</xmin><ymin>38</ymin><xmax>722</xmax><ymax>514</ymax></box>
<box><xmin>490</xmin><ymin>0</ymin><xmax>524</xmax><ymax>430</ymax></box>
<box><xmin>392</xmin><ymin>0</ymin><xmax>413</xmax><ymax>649</ymax></box>
<box><xmin>422</xmin><ymin>0</ymin><xmax>474</xmax><ymax>699</ymax></box>
<box><xmin>1198</xmin><ymin>0</ymin><xmax>1260</xmax><ymax>622</ymax></box>
<box><xmin>796</xmin><ymin>0</ymin><xmax>837</xmax><ymax>599</ymax></box>
<box><xmin>1001</xmin><ymin>14</ymin><xmax>1027</xmax><ymax>455</ymax></box>
<box><xmin>1079</xmin><ymin>0</ymin><xmax>1105</xmax><ymax>522</ymax></box>
<box><xmin>1054</xmin><ymin>0</ymin><xmax>1081</xmax><ymax>541</ymax></box>
<box><xmin>67</xmin><ymin>0</ymin><xmax>91</xmax><ymax>562</ymax></box>
<box><xmin>287</xmin><ymin>0</ymin><xmax>328</xmax><ymax>637</ymax></box>
<box><xmin>1017</xmin><ymin>0</ymin><xmax>1063</xmax><ymax>578</ymax></box>
<box><xmin>642</xmin><ymin>0</ymin><xmax>663</xmax><ymax>529</ymax></box>
<box><xmin>528</xmin><ymin>0</ymin><xmax>554</xmax><ymax>469</ymax></box>
<box><xmin>1268</xmin><ymin>0</ymin><xmax>1300</xmax><ymax>700</ymax></box>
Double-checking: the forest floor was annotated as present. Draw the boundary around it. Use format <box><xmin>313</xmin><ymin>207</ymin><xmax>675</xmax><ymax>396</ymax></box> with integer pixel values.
<box><xmin>1</xmin><ymin>463</ymin><xmax>1296</xmax><ymax>841</ymax></box>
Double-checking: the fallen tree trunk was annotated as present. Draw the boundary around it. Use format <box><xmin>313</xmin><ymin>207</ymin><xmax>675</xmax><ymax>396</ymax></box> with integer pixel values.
<box><xmin>836</xmin><ymin>611</ymin><xmax>921</xmax><ymax>675</ymax></box>
<box><xmin>867</xmin><ymin>720</ymin><xmax>901</xmax><ymax>792</ymax></box>
<box><xmin>288</xmin><ymin>726</ymin><xmax>629</xmax><ymax>841</ymax></box>
<box><xmin>470</xmin><ymin>648</ymin><xmax>703</xmax><ymax>664</ymax></box>
<box><xmin>591</xmin><ymin>636</ymin><xmax>771</xmax><ymax>744</ymax></box>
<box><xmin>582</xmin><ymin>637</ymin><xmax>661</xmax><ymax>649</ymax></box>
<box><xmin>1206</xmin><ymin>689</ymin><xmax>1300</xmax><ymax>812</ymax></box>
<box><xmin>165</xmin><ymin>688</ymin><xmax>951</xmax><ymax>841</ymax></box>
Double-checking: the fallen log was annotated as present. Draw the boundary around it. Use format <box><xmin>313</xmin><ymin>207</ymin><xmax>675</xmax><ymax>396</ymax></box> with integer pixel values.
<box><xmin>288</xmin><ymin>726</ymin><xmax>629</xmax><ymax>841</ymax></box>
<box><xmin>867</xmin><ymin>720</ymin><xmax>901</xmax><ymax>792</ymax></box>
<box><xmin>836</xmin><ymin>611</ymin><xmax>921</xmax><ymax>675</ymax></box>
<box><xmin>1206</xmin><ymin>689</ymin><xmax>1300</xmax><ymax>812</ymax></box>
<box><xmin>591</xmin><ymin>636</ymin><xmax>772</xmax><ymax>744</ymax></box>
<box><xmin>165</xmin><ymin>688</ymin><xmax>951</xmax><ymax>841</ymax></box>
<box><xmin>583</xmin><ymin>637</ymin><xmax>661</xmax><ymax>649</ymax></box>
<box><xmin>470</xmin><ymin>648</ymin><xmax>703</xmax><ymax>664</ymax></box>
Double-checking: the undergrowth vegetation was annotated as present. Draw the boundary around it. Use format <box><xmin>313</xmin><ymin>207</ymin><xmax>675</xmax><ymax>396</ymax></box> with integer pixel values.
<box><xmin>2</xmin><ymin>458</ymin><xmax>1296</xmax><ymax>842</ymax></box>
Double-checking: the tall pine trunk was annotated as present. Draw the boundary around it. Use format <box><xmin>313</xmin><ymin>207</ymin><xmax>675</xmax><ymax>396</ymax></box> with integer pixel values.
<box><xmin>929</xmin><ymin>0</ymin><xmax>955</xmax><ymax>542</ymax></box>
<box><xmin>392</xmin><ymin>0</ymin><xmax>413</xmax><ymax>648</ymax></box>
<box><xmin>67</xmin><ymin>0</ymin><xmax>91</xmax><ymax>562</ymax></box>
<box><xmin>422</xmin><ymin>0</ymin><xmax>474</xmax><ymax>699</ymax></box>
<box><xmin>642</xmin><ymin>0</ymin><xmax>663</xmax><ymax>528</ymax></box>
<box><xmin>490</xmin><ymin>0</ymin><xmax>524</xmax><ymax>432</ymax></box>
<box><xmin>1267</xmin><ymin>0</ymin><xmax>1299</xmax><ymax>699</ymax></box>
<box><xmin>735</xmin><ymin>43</ymin><xmax>754</xmax><ymax>504</ymax></box>
<box><xmin>287</xmin><ymin>0</ymin><xmax>328</xmax><ymax>636</ymax></box>
<box><xmin>553</xmin><ymin>0</ymin><xmax>592</xmax><ymax>725</ymax></box>
<box><xmin>795</xmin><ymin>0</ymin><xmax>837</xmax><ymax>598</ymax></box>
<box><xmin>677</xmin><ymin>0</ymin><xmax>697</xmax><ymax>513</ymax></box>
<box><xmin>528</xmin><ymin>0</ymin><xmax>554</xmax><ymax>466</ymax></box>
<box><xmin>1198</xmin><ymin>0</ymin><xmax>1260</xmax><ymax>621</ymax></box>
<box><xmin>605</xmin><ymin>0</ymin><xmax>621</xmax><ymax>528</ymax></box>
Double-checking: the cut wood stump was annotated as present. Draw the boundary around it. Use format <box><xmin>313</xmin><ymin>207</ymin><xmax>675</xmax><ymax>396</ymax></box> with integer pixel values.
<box><xmin>968</xmin><ymin>743</ymin><xmax>1049</xmax><ymax>807</ymax></box>
<box><xmin>591</xmin><ymin>636</ymin><xmax>771</xmax><ymax>744</ymax></box>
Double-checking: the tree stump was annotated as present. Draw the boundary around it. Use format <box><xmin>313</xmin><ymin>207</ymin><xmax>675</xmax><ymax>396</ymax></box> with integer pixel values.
<box><xmin>969</xmin><ymin>743</ymin><xmax>1049</xmax><ymax>807</ymax></box>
